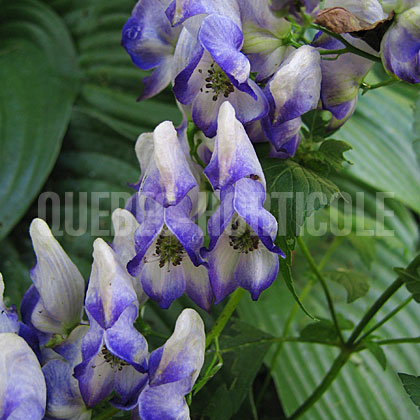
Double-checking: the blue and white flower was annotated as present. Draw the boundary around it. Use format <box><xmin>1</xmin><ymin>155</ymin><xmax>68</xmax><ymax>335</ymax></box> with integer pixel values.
<box><xmin>204</xmin><ymin>102</ymin><xmax>284</xmax><ymax>303</ymax></box>
<box><xmin>21</xmin><ymin>219</ymin><xmax>85</xmax><ymax>337</ymax></box>
<box><xmin>262</xmin><ymin>45</ymin><xmax>321</xmax><ymax>157</ymax></box>
<box><xmin>0</xmin><ymin>333</ymin><xmax>46</xmax><ymax>419</ymax></box>
<box><xmin>122</xmin><ymin>0</ymin><xmax>182</xmax><ymax>100</ymax></box>
<box><xmin>74</xmin><ymin>239</ymin><xmax>148</xmax><ymax>409</ymax></box>
<box><xmin>137</xmin><ymin>308</ymin><xmax>205</xmax><ymax>420</ymax></box>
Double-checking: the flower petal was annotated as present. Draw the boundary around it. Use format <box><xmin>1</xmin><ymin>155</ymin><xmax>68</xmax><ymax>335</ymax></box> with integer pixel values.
<box><xmin>138</xmin><ymin>56</ymin><xmax>174</xmax><ymax>100</ymax></box>
<box><xmin>141</xmin><ymin>121</ymin><xmax>197</xmax><ymax>207</ymax></box>
<box><xmin>233</xmin><ymin>178</ymin><xmax>284</xmax><ymax>256</ymax></box>
<box><xmin>122</xmin><ymin>0</ymin><xmax>178</xmax><ymax>70</ymax></box>
<box><xmin>204</xmin><ymin>101</ymin><xmax>265</xmax><ymax>189</ymax></box>
<box><xmin>148</xmin><ymin>308</ymin><xmax>205</xmax><ymax>387</ymax></box>
<box><xmin>104</xmin><ymin>304</ymin><xmax>148</xmax><ymax>372</ymax></box>
<box><xmin>112</xmin><ymin>366</ymin><xmax>148</xmax><ymax>410</ymax></box>
<box><xmin>381</xmin><ymin>7</ymin><xmax>420</xmax><ymax>83</ymax></box>
<box><xmin>138</xmin><ymin>259</ymin><xmax>186</xmax><ymax>309</ymax></box>
<box><xmin>183</xmin><ymin>259</ymin><xmax>212</xmax><ymax>311</ymax></box>
<box><xmin>235</xmin><ymin>247</ymin><xmax>279</xmax><ymax>300</ymax></box>
<box><xmin>198</xmin><ymin>14</ymin><xmax>250</xmax><ymax>86</ymax></box>
<box><xmin>85</xmin><ymin>239</ymin><xmax>138</xmax><ymax>330</ymax></box>
<box><xmin>29</xmin><ymin>218</ymin><xmax>84</xmax><ymax>332</ymax></box>
<box><xmin>0</xmin><ymin>333</ymin><xmax>46</xmax><ymax>420</ymax></box>
<box><xmin>43</xmin><ymin>358</ymin><xmax>88</xmax><ymax>419</ymax></box>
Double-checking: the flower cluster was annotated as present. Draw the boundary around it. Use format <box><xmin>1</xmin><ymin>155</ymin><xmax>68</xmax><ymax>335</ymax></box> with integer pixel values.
<box><xmin>0</xmin><ymin>219</ymin><xmax>205</xmax><ymax>420</ymax></box>
<box><xmin>122</xmin><ymin>0</ymin><xmax>420</xmax><ymax>156</ymax></box>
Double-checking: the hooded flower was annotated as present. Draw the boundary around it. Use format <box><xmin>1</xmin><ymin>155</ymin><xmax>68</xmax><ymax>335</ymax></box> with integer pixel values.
<box><xmin>172</xmin><ymin>15</ymin><xmax>268</xmax><ymax>137</ymax></box>
<box><xmin>42</xmin><ymin>326</ymin><xmax>91</xmax><ymax>420</ymax></box>
<box><xmin>137</xmin><ymin>308</ymin><xmax>205</xmax><ymax>420</ymax></box>
<box><xmin>262</xmin><ymin>45</ymin><xmax>321</xmax><ymax>157</ymax></box>
<box><xmin>121</xmin><ymin>0</ymin><xmax>181</xmax><ymax>100</ymax></box>
<box><xmin>381</xmin><ymin>3</ymin><xmax>420</xmax><ymax>83</ymax></box>
<box><xmin>312</xmin><ymin>0</ymin><xmax>387</xmax><ymax>129</ymax></box>
<box><xmin>127</xmin><ymin>195</ymin><xmax>212</xmax><ymax>311</ymax></box>
<box><xmin>74</xmin><ymin>239</ymin><xmax>148</xmax><ymax>409</ymax></box>
<box><xmin>0</xmin><ymin>333</ymin><xmax>46</xmax><ymax>419</ymax></box>
<box><xmin>21</xmin><ymin>219</ymin><xmax>85</xmax><ymax>337</ymax></box>
<box><xmin>203</xmin><ymin>102</ymin><xmax>284</xmax><ymax>303</ymax></box>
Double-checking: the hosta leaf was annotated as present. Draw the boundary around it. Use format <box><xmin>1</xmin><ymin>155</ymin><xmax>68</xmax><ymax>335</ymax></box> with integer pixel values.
<box><xmin>0</xmin><ymin>0</ymin><xmax>79</xmax><ymax>240</ymax></box>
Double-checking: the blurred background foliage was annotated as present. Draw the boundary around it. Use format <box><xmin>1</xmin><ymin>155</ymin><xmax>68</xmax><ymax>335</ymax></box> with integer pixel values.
<box><xmin>1</xmin><ymin>0</ymin><xmax>420</xmax><ymax>419</ymax></box>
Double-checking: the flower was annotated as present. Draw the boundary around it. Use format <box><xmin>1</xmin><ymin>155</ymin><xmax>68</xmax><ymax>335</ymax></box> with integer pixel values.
<box><xmin>74</xmin><ymin>239</ymin><xmax>148</xmax><ymax>409</ymax></box>
<box><xmin>172</xmin><ymin>14</ymin><xmax>268</xmax><ymax>137</ymax></box>
<box><xmin>311</xmin><ymin>0</ymin><xmax>386</xmax><ymax>130</ymax></box>
<box><xmin>127</xmin><ymin>195</ymin><xmax>212</xmax><ymax>311</ymax></box>
<box><xmin>20</xmin><ymin>219</ymin><xmax>85</xmax><ymax>337</ymax></box>
<box><xmin>0</xmin><ymin>333</ymin><xmax>46</xmax><ymax>419</ymax></box>
<box><xmin>121</xmin><ymin>0</ymin><xmax>181</xmax><ymax>100</ymax></box>
<box><xmin>381</xmin><ymin>3</ymin><xmax>420</xmax><ymax>83</ymax></box>
<box><xmin>203</xmin><ymin>102</ymin><xmax>284</xmax><ymax>303</ymax></box>
<box><xmin>262</xmin><ymin>45</ymin><xmax>321</xmax><ymax>157</ymax></box>
<box><xmin>205</xmin><ymin>179</ymin><xmax>284</xmax><ymax>303</ymax></box>
<box><xmin>137</xmin><ymin>308</ymin><xmax>205</xmax><ymax>420</ymax></box>
<box><xmin>42</xmin><ymin>326</ymin><xmax>91</xmax><ymax>419</ymax></box>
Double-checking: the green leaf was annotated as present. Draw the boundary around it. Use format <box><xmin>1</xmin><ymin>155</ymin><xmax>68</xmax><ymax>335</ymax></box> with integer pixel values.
<box><xmin>239</xmin><ymin>177</ymin><xmax>420</xmax><ymax>420</ymax></box>
<box><xmin>339</xmin><ymin>83</ymin><xmax>420</xmax><ymax>213</ymax></box>
<box><xmin>395</xmin><ymin>255</ymin><xmax>420</xmax><ymax>303</ymax></box>
<box><xmin>301</xmin><ymin>109</ymin><xmax>334</xmax><ymax>141</ymax></box>
<box><xmin>192</xmin><ymin>321</ymin><xmax>272</xmax><ymax>420</ymax></box>
<box><xmin>318</xmin><ymin>140</ymin><xmax>353</xmax><ymax>170</ymax></box>
<box><xmin>262</xmin><ymin>158</ymin><xmax>340</xmax><ymax>239</ymax></box>
<box><xmin>363</xmin><ymin>339</ymin><xmax>387</xmax><ymax>370</ymax></box>
<box><xmin>325</xmin><ymin>269</ymin><xmax>370</xmax><ymax>303</ymax></box>
<box><xmin>0</xmin><ymin>0</ymin><xmax>79</xmax><ymax>240</ymax></box>
<box><xmin>398</xmin><ymin>373</ymin><xmax>420</xmax><ymax>410</ymax></box>
<box><xmin>347</xmin><ymin>234</ymin><xmax>377</xmax><ymax>268</ymax></box>
<box><xmin>300</xmin><ymin>316</ymin><xmax>354</xmax><ymax>344</ymax></box>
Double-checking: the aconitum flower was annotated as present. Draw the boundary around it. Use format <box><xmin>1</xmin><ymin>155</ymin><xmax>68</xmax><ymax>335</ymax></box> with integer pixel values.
<box><xmin>310</xmin><ymin>0</ymin><xmax>386</xmax><ymax>130</ymax></box>
<box><xmin>126</xmin><ymin>121</ymin><xmax>212</xmax><ymax>310</ymax></box>
<box><xmin>262</xmin><ymin>45</ymin><xmax>321</xmax><ymax>157</ymax></box>
<box><xmin>42</xmin><ymin>325</ymin><xmax>91</xmax><ymax>419</ymax></box>
<box><xmin>21</xmin><ymin>218</ymin><xmax>85</xmax><ymax>337</ymax></box>
<box><xmin>74</xmin><ymin>239</ymin><xmax>148</xmax><ymax>409</ymax></box>
<box><xmin>381</xmin><ymin>3</ymin><xmax>420</xmax><ymax>83</ymax></box>
<box><xmin>204</xmin><ymin>102</ymin><xmax>284</xmax><ymax>303</ymax></box>
<box><xmin>172</xmin><ymin>18</ymin><xmax>268</xmax><ymax>137</ymax></box>
<box><xmin>0</xmin><ymin>333</ymin><xmax>46</xmax><ymax>419</ymax></box>
<box><xmin>137</xmin><ymin>308</ymin><xmax>205</xmax><ymax>420</ymax></box>
<box><xmin>121</xmin><ymin>0</ymin><xmax>181</xmax><ymax>100</ymax></box>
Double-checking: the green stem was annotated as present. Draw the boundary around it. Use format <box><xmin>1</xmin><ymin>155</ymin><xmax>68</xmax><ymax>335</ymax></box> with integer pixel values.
<box><xmin>356</xmin><ymin>296</ymin><xmax>413</xmax><ymax>344</ymax></box>
<box><xmin>318</xmin><ymin>48</ymin><xmax>349</xmax><ymax>56</ymax></box>
<box><xmin>219</xmin><ymin>336</ymin><xmax>340</xmax><ymax>354</ymax></box>
<box><xmin>361</xmin><ymin>78</ymin><xmax>397</xmax><ymax>94</ymax></box>
<box><xmin>347</xmin><ymin>278</ymin><xmax>404</xmax><ymax>345</ymax></box>
<box><xmin>288</xmin><ymin>349</ymin><xmax>351</xmax><ymax>420</ymax></box>
<box><xmin>94</xmin><ymin>407</ymin><xmax>120</xmax><ymax>420</ymax></box>
<box><xmin>297</xmin><ymin>236</ymin><xmax>344</xmax><ymax>345</ymax></box>
<box><xmin>376</xmin><ymin>336</ymin><xmax>420</xmax><ymax>346</ymax></box>
<box><xmin>255</xmin><ymin>236</ymin><xmax>343</xmax><ymax>407</ymax></box>
<box><xmin>310</xmin><ymin>24</ymin><xmax>381</xmax><ymax>63</ymax></box>
<box><xmin>205</xmin><ymin>288</ymin><xmax>245</xmax><ymax>348</ymax></box>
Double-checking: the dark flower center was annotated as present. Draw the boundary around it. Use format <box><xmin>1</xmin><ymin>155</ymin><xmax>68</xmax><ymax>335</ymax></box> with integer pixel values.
<box><xmin>199</xmin><ymin>63</ymin><xmax>235</xmax><ymax>101</ymax></box>
<box><xmin>154</xmin><ymin>227</ymin><xmax>185</xmax><ymax>268</ymax></box>
<box><xmin>100</xmin><ymin>346</ymin><xmax>129</xmax><ymax>371</ymax></box>
<box><xmin>229</xmin><ymin>220</ymin><xmax>260</xmax><ymax>254</ymax></box>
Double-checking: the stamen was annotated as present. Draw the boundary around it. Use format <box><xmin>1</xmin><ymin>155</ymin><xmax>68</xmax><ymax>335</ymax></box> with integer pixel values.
<box><xmin>153</xmin><ymin>226</ymin><xmax>185</xmax><ymax>269</ymax></box>
<box><xmin>99</xmin><ymin>346</ymin><xmax>129</xmax><ymax>371</ymax></box>
<box><xmin>200</xmin><ymin>62</ymin><xmax>235</xmax><ymax>101</ymax></box>
<box><xmin>228</xmin><ymin>219</ymin><xmax>260</xmax><ymax>254</ymax></box>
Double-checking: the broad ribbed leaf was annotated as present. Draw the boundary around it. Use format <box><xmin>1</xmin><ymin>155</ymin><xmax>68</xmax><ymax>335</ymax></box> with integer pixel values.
<box><xmin>0</xmin><ymin>0</ymin><xmax>79</xmax><ymax>240</ymax></box>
